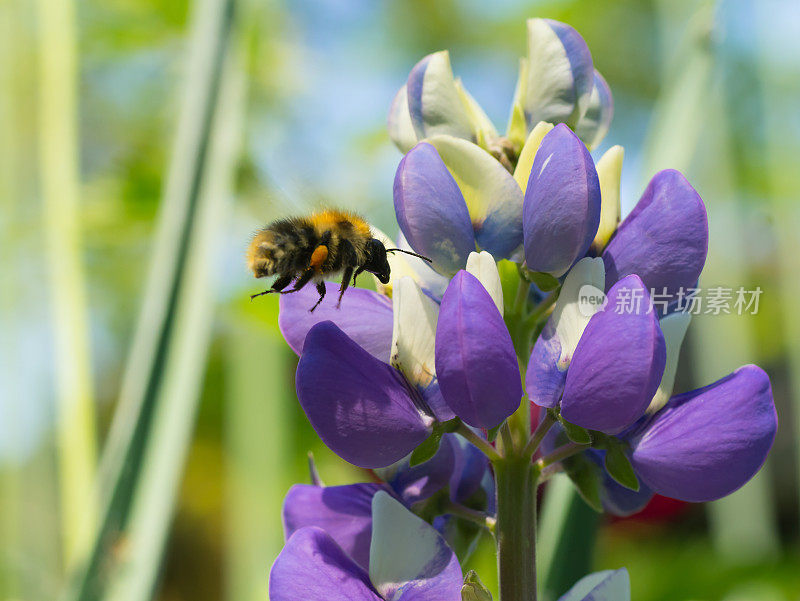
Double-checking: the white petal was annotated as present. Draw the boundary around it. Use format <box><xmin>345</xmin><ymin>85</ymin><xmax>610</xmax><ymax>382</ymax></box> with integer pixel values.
<box><xmin>387</xmin><ymin>85</ymin><xmax>418</xmax><ymax>153</ymax></box>
<box><xmin>427</xmin><ymin>134</ymin><xmax>523</xmax><ymax>259</ymax></box>
<box><xmin>392</xmin><ymin>276</ymin><xmax>439</xmax><ymax>388</ymax></box>
<box><xmin>592</xmin><ymin>145</ymin><xmax>624</xmax><ymax>252</ymax></box>
<box><xmin>466</xmin><ymin>251</ymin><xmax>503</xmax><ymax>316</ymax></box>
<box><xmin>552</xmin><ymin>257</ymin><xmax>605</xmax><ymax>368</ymax></box>
<box><xmin>557</xmin><ymin>568</ymin><xmax>630</xmax><ymax>601</ymax></box>
<box><xmin>368</xmin><ymin>491</ymin><xmax>457</xmax><ymax>599</ymax></box>
<box><xmin>647</xmin><ymin>312</ymin><xmax>691</xmax><ymax>414</ymax></box>
<box><xmin>411</xmin><ymin>51</ymin><xmax>475</xmax><ymax>141</ymax></box>
<box><xmin>523</xmin><ymin>18</ymin><xmax>594</xmax><ymax>128</ymax></box>
<box><xmin>513</xmin><ymin>121</ymin><xmax>554</xmax><ymax>194</ymax></box>
<box><xmin>454</xmin><ymin>78</ymin><xmax>498</xmax><ymax>147</ymax></box>
<box><xmin>370</xmin><ymin>227</ymin><xmax>448</xmax><ymax>299</ymax></box>
<box><xmin>428</xmin><ymin>135</ymin><xmax>522</xmax><ymax>223</ymax></box>
<box><xmin>506</xmin><ymin>58</ymin><xmax>529</xmax><ymax>149</ymax></box>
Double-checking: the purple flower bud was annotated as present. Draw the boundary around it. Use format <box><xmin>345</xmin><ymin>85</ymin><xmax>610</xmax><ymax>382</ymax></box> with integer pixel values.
<box><xmin>523</xmin><ymin>124</ymin><xmax>601</xmax><ymax>277</ymax></box>
<box><xmin>561</xmin><ymin>275</ymin><xmax>666</xmax><ymax>433</ymax></box>
<box><xmin>435</xmin><ymin>271</ymin><xmax>522</xmax><ymax>428</ymax></box>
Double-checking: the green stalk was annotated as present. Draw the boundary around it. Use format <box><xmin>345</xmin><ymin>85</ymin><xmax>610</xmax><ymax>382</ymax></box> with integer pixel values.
<box><xmin>494</xmin><ymin>457</ymin><xmax>538</xmax><ymax>601</ymax></box>
<box><xmin>36</xmin><ymin>0</ymin><xmax>97</xmax><ymax>570</ymax></box>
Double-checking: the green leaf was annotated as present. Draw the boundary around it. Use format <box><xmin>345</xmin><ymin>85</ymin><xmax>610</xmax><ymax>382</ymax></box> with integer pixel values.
<box><xmin>603</xmin><ymin>445</ymin><xmax>640</xmax><ymax>492</ymax></box>
<box><xmin>531</xmin><ymin>272</ymin><xmax>560</xmax><ymax>291</ymax></box>
<box><xmin>462</xmin><ymin>570</ymin><xmax>493</xmax><ymax>601</ymax></box>
<box><xmin>558</xmin><ymin>416</ymin><xmax>592</xmax><ymax>445</ymax></box>
<box><xmin>409</xmin><ymin>425</ymin><xmax>444</xmax><ymax>467</ymax></box>
<box><xmin>563</xmin><ymin>453</ymin><xmax>603</xmax><ymax>513</ymax></box>
<box><xmin>518</xmin><ymin>263</ymin><xmax>562</xmax><ymax>291</ymax></box>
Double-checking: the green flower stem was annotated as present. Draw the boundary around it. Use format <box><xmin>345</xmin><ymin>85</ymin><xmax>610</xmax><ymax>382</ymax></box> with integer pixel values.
<box><xmin>513</xmin><ymin>278</ymin><xmax>531</xmax><ymax>315</ymax></box>
<box><xmin>445</xmin><ymin>502</ymin><xmax>497</xmax><ymax>532</ymax></box>
<box><xmin>523</xmin><ymin>411</ymin><xmax>557</xmax><ymax>461</ymax></box>
<box><xmin>535</xmin><ymin>442</ymin><xmax>590</xmax><ymax>470</ymax></box>
<box><xmin>456</xmin><ymin>422</ymin><xmax>502</xmax><ymax>461</ymax></box>
<box><xmin>499</xmin><ymin>421</ymin><xmax>516</xmax><ymax>455</ymax></box>
<box><xmin>494</xmin><ymin>457</ymin><xmax>539</xmax><ymax>601</ymax></box>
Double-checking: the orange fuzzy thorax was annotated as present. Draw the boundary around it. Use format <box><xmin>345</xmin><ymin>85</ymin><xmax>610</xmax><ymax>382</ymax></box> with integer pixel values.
<box><xmin>308</xmin><ymin>209</ymin><xmax>372</xmax><ymax>239</ymax></box>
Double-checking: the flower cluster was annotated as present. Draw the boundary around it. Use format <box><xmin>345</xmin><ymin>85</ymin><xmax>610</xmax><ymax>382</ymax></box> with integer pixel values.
<box><xmin>268</xmin><ymin>18</ymin><xmax>777</xmax><ymax>601</ymax></box>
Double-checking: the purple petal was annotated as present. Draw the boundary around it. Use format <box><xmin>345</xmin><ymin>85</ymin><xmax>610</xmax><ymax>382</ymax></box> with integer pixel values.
<box><xmin>280</xmin><ymin>284</ymin><xmax>393</xmax><ymax>362</ymax></box>
<box><xmin>601</xmin><ymin>474</ymin><xmax>654</xmax><ymax>518</ymax></box>
<box><xmin>523</xmin><ymin>124</ymin><xmax>601</xmax><ymax>277</ymax></box>
<box><xmin>283</xmin><ymin>483</ymin><xmax>382</xmax><ymax>571</ymax></box>
<box><xmin>387</xmin><ymin>435</ymin><xmax>456</xmax><ymax>506</ymax></box>
<box><xmin>602</xmin><ymin>169</ymin><xmax>708</xmax><ymax>296</ymax></box>
<box><xmin>296</xmin><ymin>322</ymin><xmax>431</xmax><ymax>468</ymax></box>
<box><xmin>628</xmin><ymin>365</ymin><xmax>777</xmax><ymax>503</ymax></box>
<box><xmin>586</xmin><ymin>450</ymin><xmax>654</xmax><ymax>517</ymax></box>
<box><xmin>435</xmin><ymin>271</ymin><xmax>522</xmax><ymax>428</ymax></box>
<box><xmin>526</xmin><ymin>320</ymin><xmax>566</xmax><ymax>408</ymax></box>
<box><xmin>269</xmin><ymin>527</ymin><xmax>381</xmax><ymax>601</ymax></box>
<box><xmin>561</xmin><ymin>275</ymin><xmax>666</xmax><ymax>433</ymax></box>
<box><xmin>448</xmin><ymin>434</ymin><xmax>490</xmax><ymax>504</ymax></box>
<box><xmin>420</xmin><ymin>381</ymin><xmax>457</xmax><ymax>422</ymax></box>
<box><xmin>394</xmin><ymin>143</ymin><xmax>476</xmax><ymax>276</ymax></box>
<box><xmin>406</xmin><ymin>54</ymin><xmax>433</xmax><ymax>137</ymax></box>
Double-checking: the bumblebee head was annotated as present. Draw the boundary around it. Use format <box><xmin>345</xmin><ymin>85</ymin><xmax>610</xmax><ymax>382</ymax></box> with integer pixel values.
<box><xmin>363</xmin><ymin>238</ymin><xmax>391</xmax><ymax>284</ymax></box>
<box><xmin>362</xmin><ymin>239</ymin><xmax>433</xmax><ymax>284</ymax></box>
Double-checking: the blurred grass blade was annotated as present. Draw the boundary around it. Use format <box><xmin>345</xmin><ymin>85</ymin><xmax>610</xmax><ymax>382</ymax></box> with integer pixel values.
<box><xmin>105</xmin><ymin>47</ymin><xmax>243</xmax><ymax>601</ymax></box>
<box><xmin>225</xmin><ymin>315</ymin><xmax>292</xmax><ymax>601</ymax></box>
<box><xmin>61</xmin><ymin>0</ymin><xmax>239</xmax><ymax>599</ymax></box>
<box><xmin>645</xmin><ymin>0</ymin><xmax>778</xmax><ymax>559</ymax></box>
<box><xmin>36</xmin><ymin>0</ymin><xmax>97</xmax><ymax>570</ymax></box>
<box><xmin>751</xmin><ymin>0</ymin><xmax>800</xmax><ymax>536</ymax></box>
<box><xmin>2</xmin><ymin>3</ymin><xmax>63</xmax><ymax>599</ymax></box>
<box><xmin>537</xmin><ymin>474</ymin><xmax>599</xmax><ymax>601</ymax></box>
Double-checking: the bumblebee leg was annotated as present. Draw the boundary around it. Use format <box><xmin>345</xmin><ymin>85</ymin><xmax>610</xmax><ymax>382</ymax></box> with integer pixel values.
<box><xmin>337</xmin><ymin>266</ymin><xmax>354</xmax><ymax>308</ymax></box>
<box><xmin>309</xmin><ymin>281</ymin><xmax>327</xmax><ymax>313</ymax></box>
<box><xmin>282</xmin><ymin>269</ymin><xmax>314</xmax><ymax>294</ymax></box>
<box><xmin>250</xmin><ymin>273</ymin><xmax>293</xmax><ymax>300</ymax></box>
<box><xmin>352</xmin><ymin>266</ymin><xmax>365</xmax><ymax>286</ymax></box>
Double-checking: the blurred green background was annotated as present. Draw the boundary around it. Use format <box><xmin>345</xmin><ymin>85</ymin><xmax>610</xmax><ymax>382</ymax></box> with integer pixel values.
<box><xmin>2</xmin><ymin>0</ymin><xmax>800</xmax><ymax>600</ymax></box>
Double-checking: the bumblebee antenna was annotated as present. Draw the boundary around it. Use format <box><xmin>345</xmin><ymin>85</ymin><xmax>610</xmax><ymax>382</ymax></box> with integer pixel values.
<box><xmin>385</xmin><ymin>248</ymin><xmax>433</xmax><ymax>263</ymax></box>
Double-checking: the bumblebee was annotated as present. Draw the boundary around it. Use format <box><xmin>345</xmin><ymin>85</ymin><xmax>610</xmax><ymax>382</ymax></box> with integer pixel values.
<box><xmin>247</xmin><ymin>209</ymin><xmax>430</xmax><ymax>312</ymax></box>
